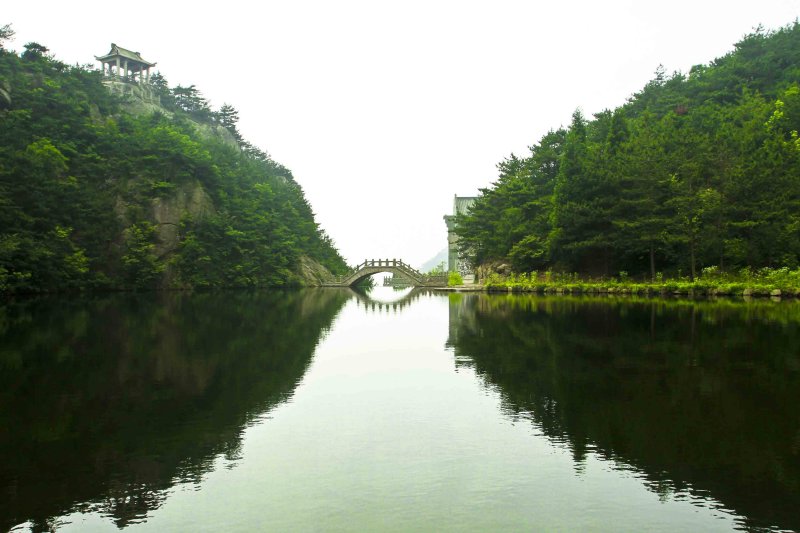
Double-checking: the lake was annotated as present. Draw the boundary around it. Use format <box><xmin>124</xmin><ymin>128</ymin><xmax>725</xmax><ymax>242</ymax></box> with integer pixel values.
<box><xmin>1</xmin><ymin>287</ymin><xmax>799</xmax><ymax>531</ymax></box>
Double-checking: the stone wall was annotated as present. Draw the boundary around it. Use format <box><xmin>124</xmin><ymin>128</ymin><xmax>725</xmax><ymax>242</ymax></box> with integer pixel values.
<box><xmin>444</xmin><ymin>196</ymin><xmax>477</xmax><ymax>276</ymax></box>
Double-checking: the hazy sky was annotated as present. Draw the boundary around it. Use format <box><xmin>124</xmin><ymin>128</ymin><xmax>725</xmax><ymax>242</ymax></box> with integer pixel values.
<box><xmin>4</xmin><ymin>1</ymin><xmax>799</xmax><ymax>266</ymax></box>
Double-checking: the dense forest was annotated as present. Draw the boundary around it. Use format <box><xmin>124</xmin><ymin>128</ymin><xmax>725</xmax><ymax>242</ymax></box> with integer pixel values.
<box><xmin>456</xmin><ymin>22</ymin><xmax>800</xmax><ymax>280</ymax></box>
<box><xmin>0</xmin><ymin>25</ymin><xmax>348</xmax><ymax>292</ymax></box>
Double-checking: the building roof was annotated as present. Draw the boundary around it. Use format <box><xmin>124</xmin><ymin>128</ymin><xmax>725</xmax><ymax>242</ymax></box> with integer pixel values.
<box><xmin>95</xmin><ymin>43</ymin><xmax>156</xmax><ymax>68</ymax></box>
<box><xmin>453</xmin><ymin>195</ymin><xmax>477</xmax><ymax>216</ymax></box>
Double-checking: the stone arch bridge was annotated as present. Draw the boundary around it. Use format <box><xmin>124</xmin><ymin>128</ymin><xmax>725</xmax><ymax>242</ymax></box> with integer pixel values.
<box><xmin>322</xmin><ymin>259</ymin><xmax>447</xmax><ymax>288</ymax></box>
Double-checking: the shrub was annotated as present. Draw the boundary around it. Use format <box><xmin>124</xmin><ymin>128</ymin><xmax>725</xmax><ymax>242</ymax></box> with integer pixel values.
<box><xmin>448</xmin><ymin>271</ymin><xmax>464</xmax><ymax>286</ymax></box>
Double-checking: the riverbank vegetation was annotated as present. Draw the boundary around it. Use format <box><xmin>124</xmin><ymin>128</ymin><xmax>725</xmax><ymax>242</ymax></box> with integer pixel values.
<box><xmin>447</xmin><ymin>271</ymin><xmax>464</xmax><ymax>286</ymax></box>
<box><xmin>481</xmin><ymin>266</ymin><xmax>800</xmax><ymax>297</ymax></box>
<box><xmin>456</xmin><ymin>22</ymin><xmax>800</xmax><ymax>282</ymax></box>
<box><xmin>0</xmin><ymin>27</ymin><xmax>348</xmax><ymax>293</ymax></box>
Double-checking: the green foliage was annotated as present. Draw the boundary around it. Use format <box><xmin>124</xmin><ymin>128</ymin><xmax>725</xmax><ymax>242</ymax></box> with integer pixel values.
<box><xmin>480</xmin><ymin>266</ymin><xmax>800</xmax><ymax>297</ymax></box>
<box><xmin>457</xmin><ymin>22</ymin><xmax>800</xmax><ymax>279</ymax></box>
<box><xmin>0</xmin><ymin>23</ymin><xmax>15</xmax><ymax>50</ymax></box>
<box><xmin>456</xmin><ymin>129</ymin><xmax>566</xmax><ymax>272</ymax></box>
<box><xmin>21</xmin><ymin>42</ymin><xmax>49</xmax><ymax>61</ymax></box>
<box><xmin>121</xmin><ymin>222</ymin><xmax>163</xmax><ymax>288</ymax></box>
<box><xmin>354</xmin><ymin>275</ymin><xmax>376</xmax><ymax>289</ymax></box>
<box><xmin>215</xmin><ymin>103</ymin><xmax>242</xmax><ymax>141</ymax></box>
<box><xmin>448</xmin><ymin>271</ymin><xmax>464</xmax><ymax>286</ymax></box>
<box><xmin>172</xmin><ymin>84</ymin><xmax>211</xmax><ymax>121</ymax></box>
<box><xmin>0</xmin><ymin>38</ymin><xmax>347</xmax><ymax>292</ymax></box>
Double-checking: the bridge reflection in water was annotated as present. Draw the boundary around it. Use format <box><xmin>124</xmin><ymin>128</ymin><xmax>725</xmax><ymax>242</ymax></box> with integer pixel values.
<box><xmin>349</xmin><ymin>286</ymin><xmax>433</xmax><ymax>313</ymax></box>
<box><xmin>322</xmin><ymin>259</ymin><xmax>447</xmax><ymax>288</ymax></box>
<box><xmin>328</xmin><ymin>286</ymin><xmax>800</xmax><ymax>533</ymax></box>
<box><xmin>4</xmin><ymin>291</ymin><xmax>800</xmax><ymax>531</ymax></box>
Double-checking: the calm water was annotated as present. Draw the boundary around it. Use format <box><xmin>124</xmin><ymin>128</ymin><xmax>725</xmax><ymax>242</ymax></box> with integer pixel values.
<box><xmin>1</xmin><ymin>288</ymin><xmax>799</xmax><ymax>531</ymax></box>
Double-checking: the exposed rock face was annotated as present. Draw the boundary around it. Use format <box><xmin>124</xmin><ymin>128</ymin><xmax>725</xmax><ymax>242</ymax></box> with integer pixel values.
<box><xmin>113</xmin><ymin>99</ymin><xmax>230</xmax><ymax>275</ymax></box>
<box><xmin>119</xmin><ymin>99</ymin><xmax>240</xmax><ymax>150</ymax></box>
<box><xmin>119</xmin><ymin>97</ymin><xmax>164</xmax><ymax>117</ymax></box>
<box><xmin>193</xmin><ymin>122</ymin><xmax>239</xmax><ymax>150</ymax></box>
<box><xmin>108</xmin><ymin>96</ymin><xmax>335</xmax><ymax>287</ymax></box>
<box><xmin>151</xmin><ymin>180</ymin><xmax>214</xmax><ymax>257</ymax></box>
<box><xmin>297</xmin><ymin>256</ymin><xmax>335</xmax><ymax>286</ymax></box>
<box><xmin>474</xmin><ymin>261</ymin><xmax>511</xmax><ymax>282</ymax></box>
<box><xmin>115</xmin><ymin>96</ymin><xmax>237</xmax><ymax>257</ymax></box>
<box><xmin>0</xmin><ymin>80</ymin><xmax>11</xmax><ymax>108</ymax></box>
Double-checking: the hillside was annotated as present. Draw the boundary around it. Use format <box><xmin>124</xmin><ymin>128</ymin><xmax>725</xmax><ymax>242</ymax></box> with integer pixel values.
<box><xmin>0</xmin><ymin>31</ymin><xmax>348</xmax><ymax>292</ymax></box>
<box><xmin>456</xmin><ymin>22</ymin><xmax>800</xmax><ymax>280</ymax></box>
<box><xmin>419</xmin><ymin>247</ymin><xmax>448</xmax><ymax>273</ymax></box>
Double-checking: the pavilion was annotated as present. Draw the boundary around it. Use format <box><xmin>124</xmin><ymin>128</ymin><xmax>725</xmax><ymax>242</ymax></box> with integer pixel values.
<box><xmin>96</xmin><ymin>43</ymin><xmax>156</xmax><ymax>84</ymax></box>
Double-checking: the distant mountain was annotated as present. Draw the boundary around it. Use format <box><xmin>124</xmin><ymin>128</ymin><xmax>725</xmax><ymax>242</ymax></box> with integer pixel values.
<box><xmin>419</xmin><ymin>247</ymin><xmax>448</xmax><ymax>273</ymax></box>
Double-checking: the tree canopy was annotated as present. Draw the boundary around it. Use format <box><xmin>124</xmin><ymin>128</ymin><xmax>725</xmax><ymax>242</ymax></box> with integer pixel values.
<box><xmin>456</xmin><ymin>22</ymin><xmax>800</xmax><ymax>280</ymax></box>
<box><xmin>0</xmin><ymin>28</ymin><xmax>348</xmax><ymax>292</ymax></box>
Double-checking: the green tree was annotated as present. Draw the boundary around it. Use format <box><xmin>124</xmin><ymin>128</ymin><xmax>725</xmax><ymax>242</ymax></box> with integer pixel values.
<box><xmin>0</xmin><ymin>23</ymin><xmax>14</xmax><ymax>50</ymax></box>
<box><xmin>215</xmin><ymin>103</ymin><xmax>242</xmax><ymax>141</ymax></box>
<box><xmin>455</xmin><ymin>22</ymin><xmax>800</xmax><ymax>279</ymax></box>
<box><xmin>172</xmin><ymin>84</ymin><xmax>212</xmax><ymax>121</ymax></box>
<box><xmin>0</xmin><ymin>38</ymin><xmax>347</xmax><ymax>293</ymax></box>
<box><xmin>121</xmin><ymin>222</ymin><xmax>163</xmax><ymax>288</ymax></box>
<box><xmin>551</xmin><ymin>109</ymin><xmax>618</xmax><ymax>275</ymax></box>
<box><xmin>21</xmin><ymin>42</ymin><xmax>49</xmax><ymax>61</ymax></box>
<box><xmin>612</xmin><ymin>111</ymin><xmax>672</xmax><ymax>279</ymax></box>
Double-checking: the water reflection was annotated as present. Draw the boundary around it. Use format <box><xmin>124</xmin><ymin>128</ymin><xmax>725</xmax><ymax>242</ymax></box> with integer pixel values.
<box><xmin>4</xmin><ymin>289</ymin><xmax>800</xmax><ymax>531</ymax></box>
<box><xmin>446</xmin><ymin>294</ymin><xmax>800</xmax><ymax>532</ymax></box>
<box><xmin>358</xmin><ymin>284</ymin><xmax>414</xmax><ymax>303</ymax></box>
<box><xmin>0</xmin><ymin>290</ymin><xmax>349</xmax><ymax>531</ymax></box>
<box><xmin>351</xmin><ymin>285</ymin><xmax>433</xmax><ymax>313</ymax></box>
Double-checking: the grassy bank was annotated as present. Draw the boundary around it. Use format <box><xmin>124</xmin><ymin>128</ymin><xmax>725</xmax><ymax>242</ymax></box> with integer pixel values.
<box><xmin>479</xmin><ymin>267</ymin><xmax>800</xmax><ymax>297</ymax></box>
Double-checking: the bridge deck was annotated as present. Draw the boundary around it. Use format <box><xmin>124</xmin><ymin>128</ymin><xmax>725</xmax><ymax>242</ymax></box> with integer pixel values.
<box><xmin>322</xmin><ymin>259</ymin><xmax>448</xmax><ymax>288</ymax></box>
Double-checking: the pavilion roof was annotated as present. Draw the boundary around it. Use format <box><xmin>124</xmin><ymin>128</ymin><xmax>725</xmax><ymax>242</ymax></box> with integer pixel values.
<box><xmin>95</xmin><ymin>43</ymin><xmax>156</xmax><ymax>68</ymax></box>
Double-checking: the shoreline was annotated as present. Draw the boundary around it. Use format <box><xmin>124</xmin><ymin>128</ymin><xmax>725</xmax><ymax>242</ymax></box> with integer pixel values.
<box><xmin>433</xmin><ymin>283</ymin><xmax>800</xmax><ymax>299</ymax></box>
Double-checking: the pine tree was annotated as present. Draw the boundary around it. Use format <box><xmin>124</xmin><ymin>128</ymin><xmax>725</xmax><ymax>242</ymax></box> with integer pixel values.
<box><xmin>216</xmin><ymin>103</ymin><xmax>242</xmax><ymax>141</ymax></box>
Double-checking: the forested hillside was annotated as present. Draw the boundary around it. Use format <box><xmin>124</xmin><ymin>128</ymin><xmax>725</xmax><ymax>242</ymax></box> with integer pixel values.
<box><xmin>0</xmin><ymin>27</ymin><xmax>348</xmax><ymax>292</ymax></box>
<box><xmin>457</xmin><ymin>22</ymin><xmax>800</xmax><ymax>280</ymax></box>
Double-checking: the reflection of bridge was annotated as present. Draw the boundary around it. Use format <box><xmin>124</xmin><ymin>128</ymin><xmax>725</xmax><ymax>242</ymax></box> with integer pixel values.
<box><xmin>322</xmin><ymin>259</ymin><xmax>447</xmax><ymax>288</ymax></box>
<box><xmin>349</xmin><ymin>287</ymin><xmax>430</xmax><ymax>312</ymax></box>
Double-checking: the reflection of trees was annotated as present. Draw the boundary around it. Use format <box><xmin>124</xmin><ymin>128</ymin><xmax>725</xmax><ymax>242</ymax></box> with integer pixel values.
<box><xmin>448</xmin><ymin>294</ymin><xmax>800</xmax><ymax>532</ymax></box>
<box><xmin>0</xmin><ymin>289</ymin><xmax>349</xmax><ymax>530</ymax></box>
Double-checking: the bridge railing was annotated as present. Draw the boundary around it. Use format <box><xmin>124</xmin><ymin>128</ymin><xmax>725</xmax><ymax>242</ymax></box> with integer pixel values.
<box><xmin>326</xmin><ymin>258</ymin><xmax>447</xmax><ymax>285</ymax></box>
<box><xmin>355</xmin><ymin>258</ymin><xmax>417</xmax><ymax>272</ymax></box>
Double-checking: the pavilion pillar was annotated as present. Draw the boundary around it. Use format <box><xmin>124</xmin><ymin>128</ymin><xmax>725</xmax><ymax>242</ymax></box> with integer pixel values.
<box><xmin>123</xmin><ymin>60</ymin><xmax>128</xmax><ymax>80</ymax></box>
<box><xmin>115</xmin><ymin>57</ymin><xmax>120</xmax><ymax>79</ymax></box>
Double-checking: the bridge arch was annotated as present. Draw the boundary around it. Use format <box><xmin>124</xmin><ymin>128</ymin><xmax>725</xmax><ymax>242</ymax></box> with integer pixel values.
<box><xmin>349</xmin><ymin>286</ymin><xmax>427</xmax><ymax>312</ymax></box>
<box><xmin>322</xmin><ymin>259</ymin><xmax>447</xmax><ymax>288</ymax></box>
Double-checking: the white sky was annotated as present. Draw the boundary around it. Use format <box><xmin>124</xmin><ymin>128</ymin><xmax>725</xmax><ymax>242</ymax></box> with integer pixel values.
<box><xmin>4</xmin><ymin>1</ymin><xmax>799</xmax><ymax>267</ymax></box>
